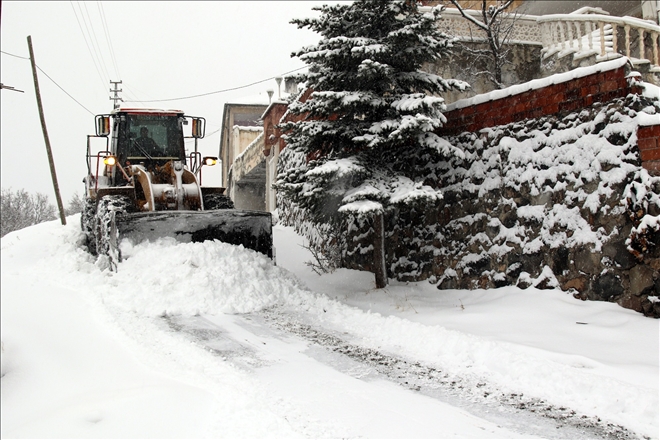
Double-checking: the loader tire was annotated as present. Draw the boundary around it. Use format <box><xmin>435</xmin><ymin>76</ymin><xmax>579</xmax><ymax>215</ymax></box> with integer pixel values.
<box><xmin>95</xmin><ymin>195</ymin><xmax>130</xmax><ymax>271</ymax></box>
<box><xmin>203</xmin><ymin>193</ymin><xmax>234</xmax><ymax>210</ymax></box>
<box><xmin>81</xmin><ymin>196</ymin><xmax>98</xmax><ymax>255</ymax></box>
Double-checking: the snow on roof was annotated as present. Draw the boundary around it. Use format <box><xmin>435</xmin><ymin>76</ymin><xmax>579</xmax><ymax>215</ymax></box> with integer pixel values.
<box><xmin>228</xmin><ymin>92</ymin><xmax>271</xmax><ymax>106</ymax></box>
<box><xmin>232</xmin><ymin>125</ymin><xmax>263</xmax><ymax>132</ymax></box>
<box><xmin>260</xmin><ymin>99</ymin><xmax>291</xmax><ymax>121</ymax></box>
<box><xmin>446</xmin><ymin>57</ymin><xmax>631</xmax><ymax>112</ymax></box>
<box><xmin>113</xmin><ymin>107</ymin><xmax>184</xmax><ymax>115</ymax></box>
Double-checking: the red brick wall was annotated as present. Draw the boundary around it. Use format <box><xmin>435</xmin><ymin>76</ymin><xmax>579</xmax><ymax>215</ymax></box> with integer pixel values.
<box><xmin>639</xmin><ymin>124</ymin><xmax>660</xmax><ymax>175</ymax></box>
<box><xmin>261</xmin><ymin>89</ymin><xmax>314</xmax><ymax>155</ymax></box>
<box><xmin>261</xmin><ymin>103</ymin><xmax>288</xmax><ymax>155</ymax></box>
<box><xmin>266</xmin><ymin>72</ymin><xmax>658</xmax><ymax>171</ymax></box>
<box><xmin>437</xmin><ymin>63</ymin><xmax>659</xmax><ymax>172</ymax></box>
<box><xmin>437</xmin><ymin>64</ymin><xmax>637</xmax><ymax>136</ymax></box>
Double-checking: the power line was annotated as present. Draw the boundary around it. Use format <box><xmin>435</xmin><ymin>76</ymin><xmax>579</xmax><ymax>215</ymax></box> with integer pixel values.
<box><xmin>120</xmin><ymin>83</ymin><xmax>150</xmax><ymax>106</ymax></box>
<box><xmin>3</xmin><ymin>48</ymin><xmax>306</xmax><ymax>110</ymax></box>
<box><xmin>1</xmin><ymin>50</ymin><xmax>28</xmax><ymax>60</ymax></box>
<box><xmin>82</xmin><ymin>1</ymin><xmax>112</xmax><ymax>82</ymax></box>
<box><xmin>98</xmin><ymin>2</ymin><xmax>122</xmax><ymax>80</ymax></box>
<box><xmin>36</xmin><ymin>66</ymin><xmax>95</xmax><ymax>115</ymax></box>
<box><xmin>124</xmin><ymin>66</ymin><xmax>307</xmax><ymax>103</ymax></box>
<box><xmin>1</xmin><ymin>50</ymin><xmax>95</xmax><ymax>115</ymax></box>
<box><xmin>184</xmin><ymin>127</ymin><xmax>221</xmax><ymax>144</ymax></box>
<box><xmin>70</xmin><ymin>1</ymin><xmax>108</xmax><ymax>91</ymax></box>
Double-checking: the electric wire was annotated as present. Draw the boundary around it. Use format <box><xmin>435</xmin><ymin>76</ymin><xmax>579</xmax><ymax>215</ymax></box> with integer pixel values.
<box><xmin>1</xmin><ymin>50</ymin><xmax>27</xmax><ymax>59</ymax></box>
<box><xmin>81</xmin><ymin>1</ymin><xmax>113</xmax><ymax>83</ymax></box>
<box><xmin>70</xmin><ymin>1</ymin><xmax>108</xmax><ymax>91</ymax></box>
<box><xmin>36</xmin><ymin>66</ymin><xmax>96</xmax><ymax>115</ymax></box>
<box><xmin>1</xmin><ymin>50</ymin><xmax>95</xmax><ymax>115</ymax></box>
<box><xmin>3</xmin><ymin>47</ymin><xmax>304</xmax><ymax>113</ymax></box>
<box><xmin>98</xmin><ymin>2</ymin><xmax>122</xmax><ymax>80</ymax></box>
<box><xmin>122</xmin><ymin>83</ymin><xmax>156</xmax><ymax>106</ymax></box>
<box><xmin>124</xmin><ymin>66</ymin><xmax>307</xmax><ymax>103</ymax></box>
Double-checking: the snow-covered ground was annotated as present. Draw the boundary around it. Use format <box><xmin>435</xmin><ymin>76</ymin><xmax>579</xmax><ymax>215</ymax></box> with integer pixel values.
<box><xmin>1</xmin><ymin>216</ymin><xmax>658</xmax><ymax>439</ymax></box>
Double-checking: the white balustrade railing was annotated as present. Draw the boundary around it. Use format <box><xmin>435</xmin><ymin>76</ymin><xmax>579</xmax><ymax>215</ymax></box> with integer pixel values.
<box><xmin>537</xmin><ymin>13</ymin><xmax>660</xmax><ymax>70</ymax></box>
<box><xmin>422</xmin><ymin>6</ymin><xmax>543</xmax><ymax>45</ymax></box>
<box><xmin>423</xmin><ymin>5</ymin><xmax>660</xmax><ymax>72</ymax></box>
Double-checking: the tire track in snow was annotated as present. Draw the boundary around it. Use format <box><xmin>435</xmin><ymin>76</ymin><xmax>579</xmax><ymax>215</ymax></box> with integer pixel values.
<box><xmin>257</xmin><ymin>306</ymin><xmax>644</xmax><ymax>440</ymax></box>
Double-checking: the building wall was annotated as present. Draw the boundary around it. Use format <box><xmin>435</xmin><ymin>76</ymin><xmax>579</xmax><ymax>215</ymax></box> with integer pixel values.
<box><xmin>425</xmin><ymin>41</ymin><xmax>543</xmax><ymax>101</ymax></box>
<box><xmin>232</xmin><ymin>126</ymin><xmax>262</xmax><ymax>162</ymax></box>
<box><xmin>262</xmin><ymin>101</ymin><xmax>306</xmax><ymax>213</ymax></box>
<box><xmin>219</xmin><ymin>103</ymin><xmax>267</xmax><ymax>188</ymax></box>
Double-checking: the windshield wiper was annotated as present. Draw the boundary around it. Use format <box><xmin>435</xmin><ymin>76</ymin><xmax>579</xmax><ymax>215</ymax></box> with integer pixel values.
<box><xmin>131</xmin><ymin>139</ymin><xmax>154</xmax><ymax>161</ymax></box>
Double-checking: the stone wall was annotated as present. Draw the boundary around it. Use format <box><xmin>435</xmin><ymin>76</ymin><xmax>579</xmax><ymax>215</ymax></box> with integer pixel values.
<box><xmin>340</xmin><ymin>61</ymin><xmax>660</xmax><ymax>317</ymax></box>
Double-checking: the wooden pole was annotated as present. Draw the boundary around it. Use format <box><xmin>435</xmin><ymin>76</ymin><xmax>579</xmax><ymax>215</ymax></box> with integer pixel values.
<box><xmin>373</xmin><ymin>210</ymin><xmax>388</xmax><ymax>288</ymax></box>
<box><xmin>27</xmin><ymin>35</ymin><xmax>66</xmax><ymax>225</ymax></box>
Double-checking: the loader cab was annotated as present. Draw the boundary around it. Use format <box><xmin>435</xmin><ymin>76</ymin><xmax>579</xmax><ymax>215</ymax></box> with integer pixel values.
<box><xmin>113</xmin><ymin>109</ymin><xmax>186</xmax><ymax>168</ymax></box>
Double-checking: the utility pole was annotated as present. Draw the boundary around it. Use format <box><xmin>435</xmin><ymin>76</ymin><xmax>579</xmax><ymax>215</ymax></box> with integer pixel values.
<box><xmin>27</xmin><ymin>35</ymin><xmax>66</xmax><ymax>226</ymax></box>
<box><xmin>110</xmin><ymin>80</ymin><xmax>123</xmax><ymax>109</ymax></box>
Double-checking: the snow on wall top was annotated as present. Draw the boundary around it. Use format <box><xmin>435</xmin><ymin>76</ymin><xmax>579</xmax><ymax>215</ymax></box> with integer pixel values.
<box><xmin>227</xmin><ymin>92</ymin><xmax>272</xmax><ymax>106</ymax></box>
<box><xmin>113</xmin><ymin>108</ymin><xmax>184</xmax><ymax>115</ymax></box>
<box><xmin>445</xmin><ymin>57</ymin><xmax>630</xmax><ymax>112</ymax></box>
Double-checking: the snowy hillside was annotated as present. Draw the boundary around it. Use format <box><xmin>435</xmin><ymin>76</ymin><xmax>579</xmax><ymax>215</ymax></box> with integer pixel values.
<box><xmin>1</xmin><ymin>216</ymin><xmax>658</xmax><ymax>438</ymax></box>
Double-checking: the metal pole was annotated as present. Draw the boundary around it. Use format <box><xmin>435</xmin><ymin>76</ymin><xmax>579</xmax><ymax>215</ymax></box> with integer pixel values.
<box><xmin>27</xmin><ymin>35</ymin><xmax>66</xmax><ymax>225</ymax></box>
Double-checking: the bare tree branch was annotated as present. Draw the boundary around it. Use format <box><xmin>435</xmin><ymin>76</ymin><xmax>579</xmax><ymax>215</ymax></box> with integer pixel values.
<box><xmin>445</xmin><ymin>0</ymin><xmax>519</xmax><ymax>88</ymax></box>
<box><xmin>449</xmin><ymin>0</ymin><xmax>489</xmax><ymax>32</ymax></box>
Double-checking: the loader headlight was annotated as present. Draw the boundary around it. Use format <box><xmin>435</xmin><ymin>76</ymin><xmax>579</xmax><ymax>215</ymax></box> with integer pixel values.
<box><xmin>103</xmin><ymin>155</ymin><xmax>117</xmax><ymax>166</ymax></box>
<box><xmin>203</xmin><ymin>156</ymin><xmax>217</xmax><ymax>166</ymax></box>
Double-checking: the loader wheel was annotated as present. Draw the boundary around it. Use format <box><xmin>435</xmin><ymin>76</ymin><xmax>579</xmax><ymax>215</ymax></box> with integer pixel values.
<box><xmin>203</xmin><ymin>193</ymin><xmax>234</xmax><ymax>210</ymax></box>
<box><xmin>95</xmin><ymin>195</ymin><xmax>130</xmax><ymax>271</ymax></box>
<box><xmin>81</xmin><ymin>196</ymin><xmax>98</xmax><ymax>255</ymax></box>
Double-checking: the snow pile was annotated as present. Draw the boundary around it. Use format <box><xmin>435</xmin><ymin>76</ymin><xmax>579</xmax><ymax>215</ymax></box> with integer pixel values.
<box><xmin>111</xmin><ymin>239</ymin><xmax>307</xmax><ymax>315</ymax></box>
<box><xmin>1</xmin><ymin>217</ymin><xmax>658</xmax><ymax>438</ymax></box>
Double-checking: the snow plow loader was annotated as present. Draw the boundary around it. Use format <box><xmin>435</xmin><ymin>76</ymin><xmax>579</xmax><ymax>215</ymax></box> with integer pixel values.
<box><xmin>82</xmin><ymin>108</ymin><xmax>272</xmax><ymax>269</ymax></box>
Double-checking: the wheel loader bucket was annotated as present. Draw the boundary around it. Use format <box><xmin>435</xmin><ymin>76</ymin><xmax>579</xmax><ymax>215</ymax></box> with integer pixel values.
<box><xmin>115</xmin><ymin>210</ymin><xmax>273</xmax><ymax>258</ymax></box>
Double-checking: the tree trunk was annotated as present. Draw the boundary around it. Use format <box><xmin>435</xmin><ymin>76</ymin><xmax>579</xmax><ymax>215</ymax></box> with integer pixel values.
<box><xmin>373</xmin><ymin>211</ymin><xmax>388</xmax><ymax>288</ymax></box>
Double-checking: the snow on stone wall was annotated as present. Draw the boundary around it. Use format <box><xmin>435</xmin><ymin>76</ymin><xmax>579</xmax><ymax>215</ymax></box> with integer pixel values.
<box><xmin>343</xmin><ymin>93</ymin><xmax>660</xmax><ymax>317</ymax></box>
<box><xmin>430</xmin><ymin>95</ymin><xmax>660</xmax><ymax>317</ymax></box>
<box><xmin>277</xmin><ymin>58</ymin><xmax>660</xmax><ymax>317</ymax></box>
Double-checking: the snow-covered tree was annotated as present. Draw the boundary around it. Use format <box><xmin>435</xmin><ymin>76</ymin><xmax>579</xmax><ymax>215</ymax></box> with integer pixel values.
<box><xmin>283</xmin><ymin>0</ymin><xmax>467</xmax><ymax>155</ymax></box>
<box><xmin>65</xmin><ymin>191</ymin><xmax>85</xmax><ymax>216</ymax></box>
<box><xmin>447</xmin><ymin>0</ymin><xmax>520</xmax><ymax>88</ymax></box>
<box><xmin>275</xmin><ymin>0</ymin><xmax>469</xmax><ymax>283</ymax></box>
<box><xmin>1</xmin><ymin>188</ymin><xmax>56</xmax><ymax>237</ymax></box>
<box><xmin>277</xmin><ymin>0</ymin><xmax>468</xmax><ymax>224</ymax></box>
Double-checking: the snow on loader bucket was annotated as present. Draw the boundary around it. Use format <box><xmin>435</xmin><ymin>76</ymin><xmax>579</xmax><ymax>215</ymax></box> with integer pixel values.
<box><xmin>116</xmin><ymin>210</ymin><xmax>273</xmax><ymax>256</ymax></box>
<box><xmin>82</xmin><ymin>107</ymin><xmax>273</xmax><ymax>270</ymax></box>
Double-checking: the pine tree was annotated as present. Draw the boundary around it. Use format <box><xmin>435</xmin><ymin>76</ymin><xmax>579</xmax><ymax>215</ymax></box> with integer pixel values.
<box><xmin>277</xmin><ymin>0</ymin><xmax>468</xmax><ymax>224</ymax></box>
<box><xmin>283</xmin><ymin>0</ymin><xmax>468</xmax><ymax>155</ymax></box>
<box><xmin>274</xmin><ymin>0</ymin><xmax>468</xmax><ymax>267</ymax></box>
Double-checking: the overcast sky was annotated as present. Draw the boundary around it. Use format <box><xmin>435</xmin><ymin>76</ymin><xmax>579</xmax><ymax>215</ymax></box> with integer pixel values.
<box><xmin>1</xmin><ymin>1</ymin><xmax>341</xmax><ymax>205</ymax></box>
